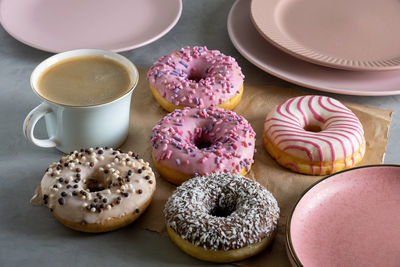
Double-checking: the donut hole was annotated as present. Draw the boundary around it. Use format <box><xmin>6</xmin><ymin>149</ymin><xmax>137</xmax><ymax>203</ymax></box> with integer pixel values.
<box><xmin>187</xmin><ymin>71</ymin><xmax>203</xmax><ymax>82</ymax></box>
<box><xmin>195</xmin><ymin>137</ymin><xmax>213</xmax><ymax>149</ymax></box>
<box><xmin>194</xmin><ymin>128</ymin><xmax>214</xmax><ymax>149</ymax></box>
<box><xmin>304</xmin><ymin>124</ymin><xmax>322</xmax><ymax>133</ymax></box>
<box><xmin>210</xmin><ymin>205</ymin><xmax>235</xmax><ymax>217</ymax></box>
<box><xmin>209</xmin><ymin>194</ymin><xmax>236</xmax><ymax>218</ymax></box>
<box><xmin>85</xmin><ymin>174</ymin><xmax>110</xmax><ymax>192</ymax></box>
<box><xmin>187</xmin><ymin>65</ymin><xmax>209</xmax><ymax>82</ymax></box>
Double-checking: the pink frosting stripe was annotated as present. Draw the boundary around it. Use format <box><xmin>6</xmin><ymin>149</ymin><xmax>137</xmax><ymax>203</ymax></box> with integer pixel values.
<box><xmin>327</xmin><ymin>125</ymin><xmax>364</xmax><ymax>140</ymax></box>
<box><xmin>272</xmin><ymin>130</ymin><xmax>345</xmax><ymax>168</ymax></box>
<box><xmin>278</xmin><ymin>97</ymin><xmax>299</xmax><ymax>123</ymax></box>
<box><xmin>297</xmin><ymin>96</ymin><xmax>308</xmax><ymax>126</ymax></box>
<box><xmin>269</xmin><ymin>124</ymin><xmax>355</xmax><ymax>166</ymax></box>
<box><xmin>308</xmin><ymin>95</ymin><xmax>326</xmax><ymax>123</ymax></box>
<box><xmin>278</xmin><ymin>138</ymin><xmax>323</xmax><ymax>170</ymax></box>
<box><xmin>324</xmin><ymin>116</ymin><xmax>360</xmax><ymax>124</ymax></box>
<box><xmin>319</xmin><ymin>96</ymin><xmax>354</xmax><ymax>116</ymax></box>
<box><xmin>285</xmin><ymin>162</ymin><xmax>300</xmax><ymax>172</ymax></box>
<box><xmin>277</xmin><ymin>134</ymin><xmax>335</xmax><ymax>169</ymax></box>
<box><xmin>283</xmin><ymin>145</ymin><xmax>315</xmax><ymax>174</ymax></box>
<box><xmin>265</xmin><ymin>119</ymin><xmax>302</xmax><ymax>136</ymax></box>
<box><xmin>327</xmin><ymin>97</ymin><xmax>353</xmax><ymax>113</ymax></box>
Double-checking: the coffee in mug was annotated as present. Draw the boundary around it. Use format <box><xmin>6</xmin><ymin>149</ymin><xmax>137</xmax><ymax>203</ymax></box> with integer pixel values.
<box><xmin>36</xmin><ymin>55</ymin><xmax>132</xmax><ymax>106</ymax></box>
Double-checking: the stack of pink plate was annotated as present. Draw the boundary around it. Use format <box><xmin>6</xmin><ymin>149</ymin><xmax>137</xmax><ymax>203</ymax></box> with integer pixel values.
<box><xmin>227</xmin><ymin>0</ymin><xmax>400</xmax><ymax>95</ymax></box>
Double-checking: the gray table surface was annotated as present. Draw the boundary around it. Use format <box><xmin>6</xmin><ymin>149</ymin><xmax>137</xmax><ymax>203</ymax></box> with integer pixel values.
<box><xmin>0</xmin><ymin>0</ymin><xmax>399</xmax><ymax>266</ymax></box>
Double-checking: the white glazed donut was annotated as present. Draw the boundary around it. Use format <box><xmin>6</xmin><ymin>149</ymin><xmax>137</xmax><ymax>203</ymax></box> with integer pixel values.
<box><xmin>31</xmin><ymin>147</ymin><xmax>156</xmax><ymax>232</ymax></box>
<box><xmin>263</xmin><ymin>95</ymin><xmax>365</xmax><ymax>175</ymax></box>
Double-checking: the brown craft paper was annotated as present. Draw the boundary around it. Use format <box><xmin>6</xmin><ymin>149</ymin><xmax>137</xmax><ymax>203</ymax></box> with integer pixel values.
<box><xmin>121</xmin><ymin>68</ymin><xmax>393</xmax><ymax>266</ymax></box>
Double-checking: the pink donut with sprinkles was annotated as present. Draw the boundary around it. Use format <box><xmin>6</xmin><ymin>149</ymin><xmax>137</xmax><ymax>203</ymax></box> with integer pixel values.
<box><xmin>151</xmin><ymin>106</ymin><xmax>256</xmax><ymax>185</ymax></box>
<box><xmin>263</xmin><ymin>95</ymin><xmax>366</xmax><ymax>175</ymax></box>
<box><xmin>147</xmin><ymin>46</ymin><xmax>245</xmax><ymax>112</ymax></box>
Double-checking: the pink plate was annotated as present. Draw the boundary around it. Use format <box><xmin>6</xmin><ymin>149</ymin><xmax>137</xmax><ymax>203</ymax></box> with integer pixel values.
<box><xmin>287</xmin><ymin>165</ymin><xmax>400</xmax><ymax>267</ymax></box>
<box><xmin>250</xmin><ymin>0</ymin><xmax>400</xmax><ymax>71</ymax></box>
<box><xmin>0</xmin><ymin>0</ymin><xmax>182</xmax><ymax>53</ymax></box>
<box><xmin>227</xmin><ymin>0</ymin><xmax>400</xmax><ymax>96</ymax></box>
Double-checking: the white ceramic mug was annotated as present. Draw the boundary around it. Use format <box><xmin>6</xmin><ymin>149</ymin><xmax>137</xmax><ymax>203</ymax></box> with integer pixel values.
<box><xmin>23</xmin><ymin>49</ymin><xmax>139</xmax><ymax>153</ymax></box>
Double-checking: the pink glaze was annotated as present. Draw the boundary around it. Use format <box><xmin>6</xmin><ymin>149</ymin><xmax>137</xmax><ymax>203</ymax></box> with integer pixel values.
<box><xmin>289</xmin><ymin>166</ymin><xmax>400</xmax><ymax>267</ymax></box>
<box><xmin>151</xmin><ymin>106</ymin><xmax>255</xmax><ymax>175</ymax></box>
<box><xmin>147</xmin><ymin>46</ymin><xmax>244</xmax><ymax>108</ymax></box>
<box><xmin>264</xmin><ymin>95</ymin><xmax>365</xmax><ymax>173</ymax></box>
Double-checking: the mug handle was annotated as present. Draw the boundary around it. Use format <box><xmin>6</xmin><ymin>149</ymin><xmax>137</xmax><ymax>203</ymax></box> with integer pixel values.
<box><xmin>23</xmin><ymin>103</ymin><xmax>58</xmax><ymax>148</ymax></box>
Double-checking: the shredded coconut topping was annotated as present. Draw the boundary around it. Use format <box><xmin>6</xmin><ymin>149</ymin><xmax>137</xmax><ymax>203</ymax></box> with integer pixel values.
<box><xmin>164</xmin><ymin>173</ymin><xmax>280</xmax><ymax>250</ymax></box>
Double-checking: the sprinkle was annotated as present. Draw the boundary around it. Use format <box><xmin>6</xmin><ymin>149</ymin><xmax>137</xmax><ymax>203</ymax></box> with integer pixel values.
<box><xmin>179</xmin><ymin>60</ymin><xmax>189</xmax><ymax>68</ymax></box>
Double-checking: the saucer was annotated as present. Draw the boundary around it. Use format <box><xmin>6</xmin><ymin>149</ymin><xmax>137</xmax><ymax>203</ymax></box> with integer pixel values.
<box><xmin>287</xmin><ymin>165</ymin><xmax>400</xmax><ymax>266</ymax></box>
<box><xmin>227</xmin><ymin>0</ymin><xmax>400</xmax><ymax>96</ymax></box>
<box><xmin>0</xmin><ymin>0</ymin><xmax>182</xmax><ymax>53</ymax></box>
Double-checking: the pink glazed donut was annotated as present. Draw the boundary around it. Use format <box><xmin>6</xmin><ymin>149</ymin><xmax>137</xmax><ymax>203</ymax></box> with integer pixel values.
<box><xmin>151</xmin><ymin>106</ymin><xmax>256</xmax><ymax>185</ymax></box>
<box><xmin>147</xmin><ymin>46</ymin><xmax>245</xmax><ymax>112</ymax></box>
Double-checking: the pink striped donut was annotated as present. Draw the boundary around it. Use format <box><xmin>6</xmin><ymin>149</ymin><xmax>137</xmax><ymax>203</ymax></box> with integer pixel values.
<box><xmin>263</xmin><ymin>95</ymin><xmax>365</xmax><ymax>175</ymax></box>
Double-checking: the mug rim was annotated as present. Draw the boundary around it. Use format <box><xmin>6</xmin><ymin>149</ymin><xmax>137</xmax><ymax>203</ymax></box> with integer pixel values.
<box><xmin>30</xmin><ymin>49</ymin><xmax>139</xmax><ymax>108</ymax></box>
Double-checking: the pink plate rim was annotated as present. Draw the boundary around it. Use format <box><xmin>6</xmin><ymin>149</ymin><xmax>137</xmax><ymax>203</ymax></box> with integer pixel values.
<box><xmin>285</xmin><ymin>164</ymin><xmax>400</xmax><ymax>266</ymax></box>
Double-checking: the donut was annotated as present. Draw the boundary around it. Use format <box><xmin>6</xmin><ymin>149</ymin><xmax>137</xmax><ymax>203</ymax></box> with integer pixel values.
<box><xmin>263</xmin><ymin>95</ymin><xmax>366</xmax><ymax>175</ymax></box>
<box><xmin>151</xmin><ymin>106</ymin><xmax>256</xmax><ymax>185</ymax></box>
<box><xmin>147</xmin><ymin>46</ymin><xmax>244</xmax><ymax>112</ymax></box>
<box><xmin>30</xmin><ymin>147</ymin><xmax>156</xmax><ymax>233</ymax></box>
<box><xmin>164</xmin><ymin>173</ymin><xmax>280</xmax><ymax>263</ymax></box>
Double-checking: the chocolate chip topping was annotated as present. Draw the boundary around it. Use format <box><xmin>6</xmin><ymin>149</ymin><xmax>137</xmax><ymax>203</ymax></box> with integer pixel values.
<box><xmin>58</xmin><ymin>198</ymin><xmax>65</xmax><ymax>205</ymax></box>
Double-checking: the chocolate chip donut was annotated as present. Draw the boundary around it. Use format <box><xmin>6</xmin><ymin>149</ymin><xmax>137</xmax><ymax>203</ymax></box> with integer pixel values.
<box><xmin>31</xmin><ymin>147</ymin><xmax>156</xmax><ymax>233</ymax></box>
<box><xmin>164</xmin><ymin>173</ymin><xmax>280</xmax><ymax>262</ymax></box>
